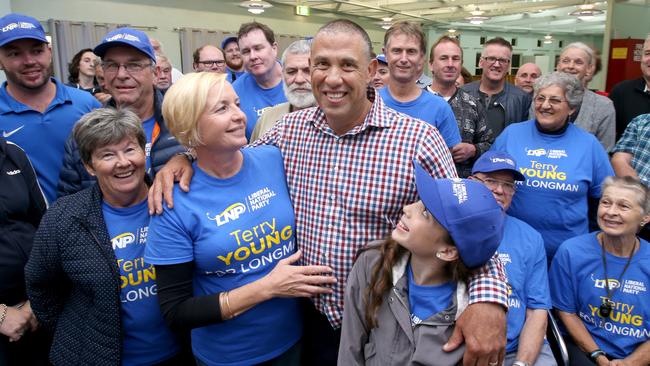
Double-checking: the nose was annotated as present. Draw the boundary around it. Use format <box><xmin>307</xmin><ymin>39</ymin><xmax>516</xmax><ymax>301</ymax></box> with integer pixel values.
<box><xmin>325</xmin><ymin>66</ymin><xmax>343</xmax><ymax>86</ymax></box>
<box><xmin>294</xmin><ymin>70</ymin><xmax>309</xmax><ymax>85</ymax></box>
<box><xmin>232</xmin><ymin>104</ymin><xmax>246</xmax><ymax>123</ymax></box>
<box><xmin>115</xmin><ymin>152</ymin><xmax>130</xmax><ymax>167</ymax></box>
<box><xmin>116</xmin><ymin>65</ymin><xmax>130</xmax><ymax>79</ymax></box>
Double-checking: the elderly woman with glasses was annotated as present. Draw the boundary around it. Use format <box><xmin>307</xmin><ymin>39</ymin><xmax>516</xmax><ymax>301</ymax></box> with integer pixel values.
<box><xmin>490</xmin><ymin>71</ymin><xmax>614</xmax><ymax>261</ymax></box>
<box><xmin>25</xmin><ymin>109</ymin><xmax>183</xmax><ymax>366</ymax></box>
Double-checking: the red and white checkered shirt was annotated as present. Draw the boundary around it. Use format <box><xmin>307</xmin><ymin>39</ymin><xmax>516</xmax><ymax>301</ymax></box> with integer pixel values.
<box><xmin>255</xmin><ymin>88</ymin><xmax>508</xmax><ymax>328</ymax></box>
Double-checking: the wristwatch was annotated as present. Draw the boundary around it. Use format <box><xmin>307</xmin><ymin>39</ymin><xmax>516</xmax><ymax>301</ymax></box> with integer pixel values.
<box><xmin>588</xmin><ymin>349</ymin><xmax>606</xmax><ymax>362</ymax></box>
<box><xmin>513</xmin><ymin>361</ymin><xmax>529</xmax><ymax>366</ymax></box>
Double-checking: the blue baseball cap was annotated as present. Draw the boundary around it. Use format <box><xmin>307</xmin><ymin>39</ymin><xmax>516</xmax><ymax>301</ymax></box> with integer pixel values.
<box><xmin>221</xmin><ymin>36</ymin><xmax>238</xmax><ymax>50</ymax></box>
<box><xmin>0</xmin><ymin>13</ymin><xmax>47</xmax><ymax>47</ymax></box>
<box><xmin>414</xmin><ymin>163</ymin><xmax>504</xmax><ymax>269</ymax></box>
<box><xmin>471</xmin><ymin>151</ymin><xmax>525</xmax><ymax>181</ymax></box>
<box><xmin>376</xmin><ymin>53</ymin><xmax>387</xmax><ymax>64</ymax></box>
<box><xmin>94</xmin><ymin>27</ymin><xmax>156</xmax><ymax>62</ymax></box>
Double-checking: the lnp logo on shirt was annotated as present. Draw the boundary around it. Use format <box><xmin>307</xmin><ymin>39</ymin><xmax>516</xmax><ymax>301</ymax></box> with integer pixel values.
<box><xmin>207</xmin><ymin>202</ymin><xmax>247</xmax><ymax>226</ymax></box>
<box><xmin>591</xmin><ymin>274</ymin><xmax>620</xmax><ymax>290</ymax></box>
<box><xmin>525</xmin><ymin>147</ymin><xmax>568</xmax><ymax>159</ymax></box>
<box><xmin>2</xmin><ymin>125</ymin><xmax>24</xmax><ymax>138</ymax></box>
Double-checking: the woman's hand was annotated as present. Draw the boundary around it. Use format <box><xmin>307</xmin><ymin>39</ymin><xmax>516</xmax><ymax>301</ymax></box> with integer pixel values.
<box><xmin>262</xmin><ymin>250</ymin><xmax>337</xmax><ymax>298</ymax></box>
<box><xmin>0</xmin><ymin>303</ymin><xmax>35</xmax><ymax>342</ymax></box>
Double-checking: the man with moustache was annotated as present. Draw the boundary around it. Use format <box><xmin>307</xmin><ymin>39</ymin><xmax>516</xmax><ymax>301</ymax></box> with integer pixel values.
<box><xmin>232</xmin><ymin>22</ymin><xmax>285</xmax><ymax>140</ymax></box>
<box><xmin>514</xmin><ymin>63</ymin><xmax>542</xmax><ymax>95</ymax></box>
<box><xmin>152</xmin><ymin>19</ymin><xmax>509</xmax><ymax>366</ymax></box>
<box><xmin>57</xmin><ymin>27</ymin><xmax>182</xmax><ymax>197</ymax></box>
<box><xmin>378</xmin><ymin>21</ymin><xmax>461</xmax><ymax>149</ymax></box>
<box><xmin>221</xmin><ymin>36</ymin><xmax>246</xmax><ymax>82</ymax></box>
<box><xmin>0</xmin><ymin>13</ymin><xmax>100</xmax><ymax>203</ymax></box>
<box><xmin>250</xmin><ymin>40</ymin><xmax>315</xmax><ymax>141</ymax></box>
<box><xmin>154</xmin><ymin>53</ymin><xmax>173</xmax><ymax>93</ymax></box>
<box><xmin>427</xmin><ymin>36</ymin><xmax>493</xmax><ymax>178</ymax></box>
<box><xmin>463</xmin><ymin>37</ymin><xmax>531</xmax><ymax>137</ymax></box>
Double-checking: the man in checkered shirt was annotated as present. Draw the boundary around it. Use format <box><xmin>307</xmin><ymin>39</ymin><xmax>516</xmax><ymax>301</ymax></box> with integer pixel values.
<box><xmin>151</xmin><ymin>19</ymin><xmax>508</xmax><ymax>366</ymax></box>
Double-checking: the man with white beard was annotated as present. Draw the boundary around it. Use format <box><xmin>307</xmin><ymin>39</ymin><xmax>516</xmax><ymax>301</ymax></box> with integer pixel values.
<box><xmin>250</xmin><ymin>40</ymin><xmax>316</xmax><ymax>141</ymax></box>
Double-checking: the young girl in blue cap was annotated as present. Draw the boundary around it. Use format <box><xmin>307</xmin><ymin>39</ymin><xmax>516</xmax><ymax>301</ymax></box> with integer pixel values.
<box><xmin>338</xmin><ymin>163</ymin><xmax>505</xmax><ymax>365</ymax></box>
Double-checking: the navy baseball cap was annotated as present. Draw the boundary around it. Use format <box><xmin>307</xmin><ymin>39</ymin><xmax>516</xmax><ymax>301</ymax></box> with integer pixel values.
<box><xmin>94</xmin><ymin>27</ymin><xmax>156</xmax><ymax>62</ymax></box>
<box><xmin>376</xmin><ymin>53</ymin><xmax>387</xmax><ymax>64</ymax></box>
<box><xmin>221</xmin><ymin>36</ymin><xmax>238</xmax><ymax>49</ymax></box>
<box><xmin>414</xmin><ymin>163</ymin><xmax>504</xmax><ymax>269</ymax></box>
<box><xmin>472</xmin><ymin>151</ymin><xmax>525</xmax><ymax>181</ymax></box>
<box><xmin>0</xmin><ymin>13</ymin><xmax>47</xmax><ymax>47</ymax></box>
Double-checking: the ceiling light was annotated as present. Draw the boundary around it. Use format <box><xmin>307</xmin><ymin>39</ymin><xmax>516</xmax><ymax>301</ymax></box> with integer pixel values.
<box><xmin>543</xmin><ymin>34</ymin><xmax>553</xmax><ymax>44</ymax></box>
<box><xmin>448</xmin><ymin>28</ymin><xmax>457</xmax><ymax>33</ymax></box>
<box><xmin>239</xmin><ymin>0</ymin><xmax>273</xmax><ymax>15</ymax></box>
<box><xmin>569</xmin><ymin>2</ymin><xmax>603</xmax><ymax>17</ymax></box>
<box><xmin>465</xmin><ymin>8</ymin><xmax>490</xmax><ymax>24</ymax></box>
<box><xmin>378</xmin><ymin>17</ymin><xmax>393</xmax><ymax>30</ymax></box>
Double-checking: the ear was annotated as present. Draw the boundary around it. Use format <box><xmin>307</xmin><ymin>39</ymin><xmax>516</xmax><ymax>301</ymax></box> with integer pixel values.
<box><xmin>271</xmin><ymin>42</ymin><xmax>278</xmax><ymax>56</ymax></box>
<box><xmin>436</xmin><ymin>245</ymin><xmax>459</xmax><ymax>262</ymax></box>
<box><xmin>382</xmin><ymin>46</ymin><xmax>386</xmax><ymax>55</ymax></box>
<box><xmin>83</xmin><ymin>162</ymin><xmax>96</xmax><ymax>177</ymax></box>
<box><xmin>367</xmin><ymin>58</ymin><xmax>378</xmax><ymax>83</ymax></box>
<box><xmin>641</xmin><ymin>214</ymin><xmax>650</xmax><ymax>228</ymax></box>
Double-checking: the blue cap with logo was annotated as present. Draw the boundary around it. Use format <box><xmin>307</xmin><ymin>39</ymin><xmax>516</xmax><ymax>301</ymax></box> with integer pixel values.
<box><xmin>0</xmin><ymin>13</ymin><xmax>47</xmax><ymax>47</ymax></box>
<box><xmin>94</xmin><ymin>27</ymin><xmax>156</xmax><ymax>62</ymax></box>
<box><xmin>414</xmin><ymin>162</ymin><xmax>504</xmax><ymax>269</ymax></box>
<box><xmin>376</xmin><ymin>53</ymin><xmax>387</xmax><ymax>64</ymax></box>
<box><xmin>471</xmin><ymin>151</ymin><xmax>525</xmax><ymax>181</ymax></box>
<box><xmin>221</xmin><ymin>36</ymin><xmax>238</xmax><ymax>50</ymax></box>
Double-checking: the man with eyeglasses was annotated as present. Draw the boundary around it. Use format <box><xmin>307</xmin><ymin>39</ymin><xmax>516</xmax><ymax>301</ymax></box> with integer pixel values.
<box><xmin>192</xmin><ymin>44</ymin><xmax>227</xmax><ymax>75</ymax></box>
<box><xmin>463</xmin><ymin>37</ymin><xmax>531</xmax><ymax>138</ymax></box>
<box><xmin>0</xmin><ymin>13</ymin><xmax>100</xmax><ymax>204</ymax></box>
<box><xmin>470</xmin><ymin>151</ymin><xmax>555</xmax><ymax>366</ymax></box>
<box><xmin>57</xmin><ymin>27</ymin><xmax>183</xmax><ymax>197</ymax></box>
<box><xmin>233</xmin><ymin>22</ymin><xmax>286</xmax><ymax>141</ymax></box>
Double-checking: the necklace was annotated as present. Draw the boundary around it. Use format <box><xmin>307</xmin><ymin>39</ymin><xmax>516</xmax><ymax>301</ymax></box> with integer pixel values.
<box><xmin>597</xmin><ymin>233</ymin><xmax>637</xmax><ymax>318</ymax></box>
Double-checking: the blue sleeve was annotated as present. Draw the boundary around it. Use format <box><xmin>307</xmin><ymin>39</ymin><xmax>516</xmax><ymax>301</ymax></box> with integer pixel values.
<box><xmin>548</xmin><ymin>243</ymin><xmax>577</xmax><ymax>313</ymax></box>
<box><xmin>589</xmin><ymin>138</ymin><xmax>615</xmax><ymax>199</ymax></box>
<box><xmin>145</xmin><ymin>198</ymin><xmax>195</xmax><ymax>265</ymax></box>
<box><xmin>490</xmin><ymin>128</ymin><xmax>508</xmax><ymax>152</ymax></box>
<box><xmin>438</xmin><ymin>103</ymin><xmax>462</xmax><ymax>147</ymax></box>
<box><xmin>525</xmin><ymin>232</ymin><xmax>552</xmax><ymax>309</ymax></box>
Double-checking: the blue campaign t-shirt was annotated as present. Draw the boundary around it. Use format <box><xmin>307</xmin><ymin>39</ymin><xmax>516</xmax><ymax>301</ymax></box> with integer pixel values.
<box><xmin>226</xmin><ymin>68</ymin><xmax>246</xmax><ymax>83</ymax></box>
<box><xmin>0</xmin><ymin>78</ymin><xmax>100</xmax><ymax>203</ymax></box>
<box><xmin>549</xmin><ymin>233</ymin><xmax>650</xmax><ymax>359</ymax></box>
<box><xmin>407</xmin><ymin>264</ymin><xmax>456</xmax><ymax>326</ymax></box>
<box><xmin>145</xmin><ymin>146</ymin><xmax>301</xmax><ymax>366</ymax></box>
<box><xmin>379</xmin><ymin>87</ymin><xmax>461</xmax><ymax>148</ymax></box>
<box><xmin>232</xmin><ymin>72</ymin><xmax>286</xmax><ymax>140</ymax></box>
<box><xmin>490</xmin><ymin>120</ymin><xmax>613</xmax><ymax>259</ymax></box>
<box><xmin>102</xmin><ymin>199</ymin><xmax>179</xmax><ymax>366</ymax></box>
<box><xmin>497</xmin><ymin>215</ymin><xmax>551</xmax><ymax>353</ymax></box>
<box><xmin>141</xmin><ymin>116</ymin><xmax>155</xmax><ymax>174</ymax></box>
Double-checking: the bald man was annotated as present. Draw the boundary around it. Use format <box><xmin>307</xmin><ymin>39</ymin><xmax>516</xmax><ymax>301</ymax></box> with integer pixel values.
<box><xmin>514</xmin><ymin>63</ymin><xmax>541</xmax><ymax>94</ymax></box>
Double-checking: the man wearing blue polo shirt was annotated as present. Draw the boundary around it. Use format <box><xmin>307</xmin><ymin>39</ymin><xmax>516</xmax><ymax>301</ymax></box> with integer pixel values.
<box><xmin>0</xmin><ymin>13</ymin><xmax>100</xmax><ymax>203</ymax></box>
<box><xmin>232</xmin><ymin>22</ymin><xmax>286</xmax><ymax>140</ymax></box>
<box><xmin>470</xmin><ymin>151</ymin><xmax>555</xmax><ymax>366</ymax></box>
<box><xmin>379</xmin><ymin>21</ymin><xmax>461</xmax><ymax>149</ymax></box>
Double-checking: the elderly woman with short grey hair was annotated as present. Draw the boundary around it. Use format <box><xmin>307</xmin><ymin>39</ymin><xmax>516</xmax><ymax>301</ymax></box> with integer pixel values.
<box><xmin>491</xmin><ymin>71</ymin><xmax>614</xmax><ymax>261</ymax></box>
<box><xmin>556</xmin><ymin>42</ymin><xmax>615</xmax><ymax>151</ymax></box>
<box><xmin>25</xmin><ymin>108</ymin><xmax>184</xmax><ymax>366</ymax></box>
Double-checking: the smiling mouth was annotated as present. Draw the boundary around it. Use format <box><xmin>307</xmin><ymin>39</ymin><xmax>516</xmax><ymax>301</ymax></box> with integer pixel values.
<box><xmin>114</xmin><ymin>171</ymin><xmax>135</xmax><ymax>179</ymax></box>
<box><xmin>324</xmin><ymin>91</ymin><xmax>346</xmax><ymax>100</ymax></box>
<box><xmin>396</xmin><ymin>220</ymin><xmax>409</xmax><ymax>232</ymax></box>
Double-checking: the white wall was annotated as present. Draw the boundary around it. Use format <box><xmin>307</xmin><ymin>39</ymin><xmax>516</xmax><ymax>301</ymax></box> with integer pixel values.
<box><xmin>11</xmin><ymin>0</ymin><xmax>387</xmax><ymax>71</ymax></box>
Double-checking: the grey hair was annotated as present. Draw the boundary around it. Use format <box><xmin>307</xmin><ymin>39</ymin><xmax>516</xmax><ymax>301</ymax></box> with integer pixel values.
<box><xmin>601</xmin><ymin>176</ymin><xmax>649</xmax><ymax>214</ymax></box>
<box><xmin>315</xmin><ymin>19</ymin><xmax>372</xmax><ymax>61</ymax></box>
<box><xmin>73</xmin><ymin>108</ymin><xmax>146</xmax><ymax>166</ymax></box>
<box><xmin>533</xmin><ymin>71</ymin><xmax>584</xmax><ymax>109</ymax></box>
<box><xmin>561</xmin><ymin>42</ymin><xmax>595</xmax><ymax>66</ymax></box>
<box><xmin>281</xmin><ymin>39</ymin><xmax>311</xmax><ymax>65</ymax></box>
<box><xmin>156</xmin><ymin>53</ymin><xmax>170</xmax><ymax>65</ymax></box>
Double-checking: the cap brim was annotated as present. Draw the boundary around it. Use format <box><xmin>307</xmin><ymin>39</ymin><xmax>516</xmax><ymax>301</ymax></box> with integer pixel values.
<box><xmin>0</xmin><ymin>34</ymin><xmax>47</xmax><ymax>48</ymax></box>
<box><xmin>413</xmin><ymin>161</ymin><xmax>449</xmax><ymax>231</ymax></box>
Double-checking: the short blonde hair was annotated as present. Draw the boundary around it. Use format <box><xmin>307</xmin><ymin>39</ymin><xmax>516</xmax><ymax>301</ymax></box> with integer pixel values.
<box><xmin>162</xmin><ymin>72</ymin><xmax>227</xmax><ymax>147</ymax></box>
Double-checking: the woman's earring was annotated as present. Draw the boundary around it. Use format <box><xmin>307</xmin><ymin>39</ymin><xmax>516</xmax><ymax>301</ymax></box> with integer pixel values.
<box><xmin>436</xmin><ymin>252</ymin><xmax>442</xmax><ymax>259</ymax></box>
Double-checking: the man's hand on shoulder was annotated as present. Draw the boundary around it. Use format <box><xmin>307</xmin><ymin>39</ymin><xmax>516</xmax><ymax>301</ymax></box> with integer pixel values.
<box><xmin>148</xmin><ymin>154</ymin><xmax>195</xmax><ymax>215</ymax></box>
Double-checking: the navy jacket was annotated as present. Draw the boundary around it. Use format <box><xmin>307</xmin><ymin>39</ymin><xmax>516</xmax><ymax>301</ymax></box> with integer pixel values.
<box><xmin>56</xmin><ymin>89</ymin><xmax>184</xmax><ymax>198</ymax></box>
<box><xmin>0</xmin><ymin>137</ymin><xmax>46</xmax><ymax>307</ymax></box>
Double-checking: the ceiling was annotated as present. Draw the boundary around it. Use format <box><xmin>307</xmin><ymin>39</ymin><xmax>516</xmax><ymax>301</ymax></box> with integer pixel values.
<box><xmin>267</xmin><ymin>0</ymin><xmax>625</xmax><ymax>35</ymax></box>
